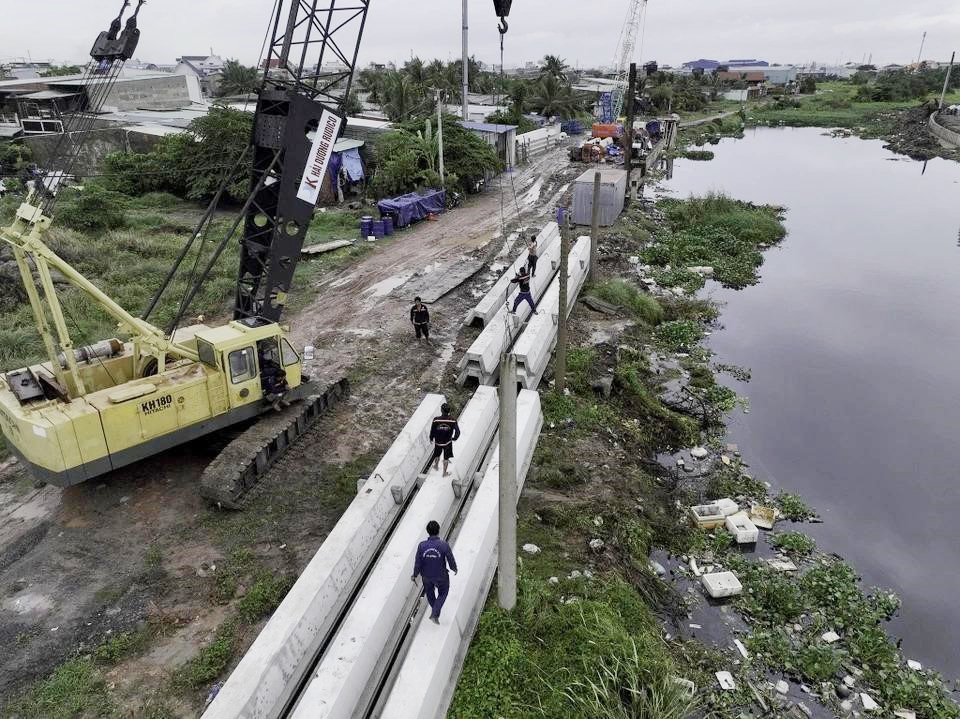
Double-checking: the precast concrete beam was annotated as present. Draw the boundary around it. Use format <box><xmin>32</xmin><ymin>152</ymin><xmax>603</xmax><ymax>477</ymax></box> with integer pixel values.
<box><xmin>457</xmin><ymin>239</ymin><xmax>563</xmax><ymax>387</ymax></box>
<box><xmin>377</xmin><ymin>390</ymin><xmax>543</xmax><ymax>719</ymax></box>
<box><xmin>465</xmin><ymin>222</ymin><xmax>559</xmax><ymax>328</ymax></box>
<box><xmin>288</xmin><ymin>386</ymin><xmax>500</xmax><ymax>719</ymax></box>
<box><xmin>513</xmin><ymin>236</ymin><xmax>591</xmax><ymax>389</ymax></box>
<box><xmin>202</xmin><ymin>393</ymin><xmax>446</xmax><ymax>719</ymax></box>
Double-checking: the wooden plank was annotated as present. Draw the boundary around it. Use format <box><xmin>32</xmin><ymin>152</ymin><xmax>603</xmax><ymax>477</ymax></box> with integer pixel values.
<box><xmin>302</xmin><ymin>240</ymin><xmax>354</xmax><ymax>256</ymax></box>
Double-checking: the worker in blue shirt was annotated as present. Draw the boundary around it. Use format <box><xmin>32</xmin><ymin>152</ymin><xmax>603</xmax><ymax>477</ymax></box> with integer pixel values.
<box><xmin>411</xmin><ymin>520</ymin><xmax>458</xmax><ymax>624</ymax></box>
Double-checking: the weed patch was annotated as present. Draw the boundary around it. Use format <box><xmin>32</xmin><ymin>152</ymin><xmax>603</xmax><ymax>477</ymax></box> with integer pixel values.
<box><xmin>4</xmin><ymin>657</ymin><xmax>116</xmax><ymax>719</ymax></box>
<box><xmin>592</xmin><ymin>280</ymin><xmax>664</xmax><ymax>325</ymax></box>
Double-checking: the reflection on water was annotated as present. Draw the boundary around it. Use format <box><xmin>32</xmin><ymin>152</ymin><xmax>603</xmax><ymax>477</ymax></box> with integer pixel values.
<box><xmin>663</xmin><ymin>127</ymin><xmax>960</xmax><ymax>677</ymax></box>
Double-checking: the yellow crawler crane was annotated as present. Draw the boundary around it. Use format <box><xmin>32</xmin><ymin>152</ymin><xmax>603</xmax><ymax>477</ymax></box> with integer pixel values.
<box><xmin>0</xmin><ymin>198</ymin><xmax>340</xmax><ymax>506</ymax></box>
<box><xmin>0</xmin><ymin>0</ymin><xmax>368</xmax><ymax>506</ymax></box>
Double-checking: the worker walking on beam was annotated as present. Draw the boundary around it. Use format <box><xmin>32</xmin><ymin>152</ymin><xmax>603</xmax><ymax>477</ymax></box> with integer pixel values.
<box><xmin>508</xmin><ymin>265</ymin><xmax>539</xmax><ymax>315</ymax></box>
<box><xmin>429</xmin><ymin>403</ymin><xmax>461</xmax><ymax>477</ymax></box>
<box><xmin>411</xmin><ymin>520</ymin><xmax>458</xmax><ymax>624</ymax></box>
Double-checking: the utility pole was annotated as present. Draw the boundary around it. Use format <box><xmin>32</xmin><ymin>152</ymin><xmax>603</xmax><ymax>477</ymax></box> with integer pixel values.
<box><xmin>623</xmin><ymin>62</ymin><xmax>637</xmax><ymax>206</ymax></box>
<box><xmin>436</xmin><ymin>90</ymin><xmax>445</xmax><ymax>188</ymax></box>
<box><xmin>917</xmin><ymin>31</ymin><xmax>927</xmax><ymax>66</ymax></box>
<box><xmin>497</xmin><ymin>352</ymin><xmax>517</xmax><ymax>611</ymax></box>
<box><xmin>461</xmin><ymin>0</ymin><xmax>469</xmax><ymax>120</ymax></box>
<box><xmin>555</xmin><ymin>208</ymin><xmax>570</xmax><ymax>393</ymax></box>
<box><xmin>589</xmin><ymin>171</ymin><xmax>601</xmax><ymax>284</ymax></box>
<box><xmin>939</xmin><ymin>51</ymin><xmax>956</xmax><ymax>110</ymax></box>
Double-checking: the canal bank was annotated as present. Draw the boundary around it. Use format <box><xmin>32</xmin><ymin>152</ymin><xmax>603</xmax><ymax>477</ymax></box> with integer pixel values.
<box><xmin>660</xmin><ymin>125</ymin><xmax>960</xmax><ymax>679</ymax></box>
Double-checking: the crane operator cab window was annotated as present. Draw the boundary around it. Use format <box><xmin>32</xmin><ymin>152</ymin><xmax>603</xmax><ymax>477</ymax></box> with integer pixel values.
<box><xmin>257</xmin><ymin>338</ymin><xmax>291</xmax><ymax>411</ymax></box>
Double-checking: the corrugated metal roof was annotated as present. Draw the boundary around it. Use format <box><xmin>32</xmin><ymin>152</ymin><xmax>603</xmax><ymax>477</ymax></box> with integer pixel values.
<box><xmin>459</xmin><ymin>120</ymin><xmax>517</xmax><ymax>134</ymax></box>
<box><xmin>333</xmin><ymin>138</ymin><xmax>364</xmax><ymax>151</ymax></box>
<box><xmin>20</xmin><ymin>89</ymin><xmax>77</xmax><ymax>100</ymax></box>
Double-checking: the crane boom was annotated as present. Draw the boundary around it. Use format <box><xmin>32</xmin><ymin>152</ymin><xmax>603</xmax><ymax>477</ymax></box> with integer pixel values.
<box><xmin>611</xmin><ymin>0</ymin><xmax>647</xmax><ymax>120</ymax></box>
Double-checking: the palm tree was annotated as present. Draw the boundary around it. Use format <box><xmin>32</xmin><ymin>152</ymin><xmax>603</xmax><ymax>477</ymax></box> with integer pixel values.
<box><xmin>403</xmin><ymin>57</ymin><xmax>427</xmax><ymax>96</ymax></box>
<box><xmin>217</xmin><ymin>59</ymin><xmax>259</xmax><ymax>97</ymax></box>
<box><xmin>540</xmin><ymin>55</ymin><xmax>569</xmax><ymax>82</ymax></box>
<box><xmin>380</xmin><ymin>71</ymin><xmax>418</xmax><ymax>121</ymax></box>
<box><xmin>532</xmin><ymin>74</ymin><xmax>581</xmax><ymax>117</ymax></box>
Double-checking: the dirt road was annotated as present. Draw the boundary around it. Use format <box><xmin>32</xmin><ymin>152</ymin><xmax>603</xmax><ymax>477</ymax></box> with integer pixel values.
<box><xmin>0</xmin><ymin>144</ymin><xmax>579</xmax><ymax>713</ymax></box>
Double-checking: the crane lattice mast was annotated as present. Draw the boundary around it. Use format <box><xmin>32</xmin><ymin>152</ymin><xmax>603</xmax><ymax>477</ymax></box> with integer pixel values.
<box><xmin>611</xmin><ymin>0</ymin><xmax>647</xmax><ymax>120</ymax></box>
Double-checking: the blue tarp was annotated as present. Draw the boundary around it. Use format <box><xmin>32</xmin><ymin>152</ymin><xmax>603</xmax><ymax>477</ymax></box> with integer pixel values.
<box><xmin>341</xmin><ymin>148</ymin><xmax>364</xmax><ymax>182</ymax></box>
<box><xmin>377</xmin><ymin>189</ymin><xmax>446</xmax><ymax>228</ymax></box>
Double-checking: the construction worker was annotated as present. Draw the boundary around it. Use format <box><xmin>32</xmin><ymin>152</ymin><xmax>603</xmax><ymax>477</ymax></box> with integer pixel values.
<box><xmin>411</xmin><ymin>520</ymin><xmax>458</xmax><ymax>624</ymax></box>
<box><xmin>429</xmin><ymin>403</ymin><xmax>460</xmax><ymax>477</ymax></box>
<box><xmin>508</xmin><ymin>265</ymin><xmax>539</xmax><ymax>315</ymax></box>
<box><xmin>527</xmin><ymin>235</ymin><xmax>538</xmax><ymax>277</ymax></box>
<box><xmin>410</xmin><ymin>296</ymin><xmax>431</xmax><ymax>342</ymax></box>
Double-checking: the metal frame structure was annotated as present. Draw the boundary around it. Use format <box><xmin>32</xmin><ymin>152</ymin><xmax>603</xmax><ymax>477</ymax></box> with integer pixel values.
<box><xmin>234</xmin><ymin>0</ymin><xmax>370</xmax><ymax>322</ymax></box>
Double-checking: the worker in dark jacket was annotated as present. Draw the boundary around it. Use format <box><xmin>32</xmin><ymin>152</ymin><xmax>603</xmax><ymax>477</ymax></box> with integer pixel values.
<box><xmin>509</xmin><ymin>265</ymin><xmax>539</xmax><ymax>315</ymax></box>
<box><xmin>410</xmin><ymin>296</ymin><xmax>431</xmax><ymax>342</ymax></box>
<box><xmin>429</xmin><ymin>403</ymin><xmax>461</xmax><ymax>477</ymax></box>
<box><xmin>411</xmin><ymin>520</ymin><xmax>458</xmax><ymax>624</ymax></box>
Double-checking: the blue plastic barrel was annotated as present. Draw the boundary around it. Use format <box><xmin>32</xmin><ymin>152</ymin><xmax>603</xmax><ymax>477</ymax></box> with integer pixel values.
<box><xmin>382</xmin><ymin>215</ymin><xmax>394</xmax><ymax>236</ymax></box>
<box><xmin>371</xmin><ymin>220</ymin><xmax>385</xmax><ymax>238</ymax></box>
<box><xmin>360</xmin><ymin>216</ymin><xmax>373</xmax><ymax>237</ymax></box>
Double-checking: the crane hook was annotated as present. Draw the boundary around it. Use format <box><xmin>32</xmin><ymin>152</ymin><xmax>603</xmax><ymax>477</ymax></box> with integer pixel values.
<box><xmin>498</xmin><ymin>16</ymin><xmax>509</xmax><ymax>35</ymax></box>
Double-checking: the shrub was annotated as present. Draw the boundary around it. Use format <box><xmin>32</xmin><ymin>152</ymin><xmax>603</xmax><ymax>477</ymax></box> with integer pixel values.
<box><xmin>55</xmin><ymin>185</ymin><xmax>128</xmax><ymax>232</ymax></box>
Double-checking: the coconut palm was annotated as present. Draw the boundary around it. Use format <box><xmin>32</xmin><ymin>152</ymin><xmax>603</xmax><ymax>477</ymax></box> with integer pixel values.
<box><xmin>532</xmin><ymin>74</ymin><xmax>582</xmax><ymax>117</ymax></box>
<box><xmin>217</xmin><ymin>59</ymin><xmax>259</xmax><ymax>97</ymax></box>
<box><xmin>380</xmin><ymin>71</ymin><xmax>419</xmax><ymax>121</ymax></box>
<box><xmin>540</xmin><ymin>55</ymin><xmax>569</xmax><ymax>82</ymax></box>
<box><xmin>402</xmin><ymin>57</ymin><xmax>427</xmax><ymax>96</ymax></box>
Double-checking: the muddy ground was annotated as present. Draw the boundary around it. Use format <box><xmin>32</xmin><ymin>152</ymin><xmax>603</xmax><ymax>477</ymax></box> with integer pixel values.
<box><xmin>0</xmin><ymin>145</ymin><xmax>581</xmax><ymax>715</ymax></box>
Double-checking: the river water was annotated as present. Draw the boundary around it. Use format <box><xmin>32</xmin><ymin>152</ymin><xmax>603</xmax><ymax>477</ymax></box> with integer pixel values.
<box><xmin>661</xmin><ymin>127</ymin><xmax>960</xmax><ymax>678</ymax></box>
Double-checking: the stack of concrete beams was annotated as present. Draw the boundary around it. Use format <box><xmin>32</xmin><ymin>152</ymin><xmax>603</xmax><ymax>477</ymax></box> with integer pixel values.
<box><xmin>287</xmin><ymin>386</ymin><xmax>500</xmax><ymax>719</ymax></box>
<box><xmin>457</xmin><ymin>239</ymin><xmax>562</xmax><ymax>386</ymax></box>
<box><xmin>513</xmin><ymin>236</ymin><xmax>591</xmax><ymax>389</ymax></box>
<box><xmin>202</xmin><ymin>394</ymin><xmax>447</xmax><ymax>719</ymax></box>
<box><xmin>378</xmin><ymin>390</ymin><xmax>543</xmax><ymax>719</ymax></box>
<box><xmin>464</xmin><ymin>222</ymin><xmax>560</xmax><ymax>329</ymax></box>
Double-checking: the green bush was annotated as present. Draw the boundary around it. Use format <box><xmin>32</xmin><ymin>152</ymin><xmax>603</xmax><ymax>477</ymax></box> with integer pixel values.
<box><xmin>55</xmin><ymin>185</ymin><xmax>128</xmax><ymax>232</ymax></box>
<box><xmin>653</xmin><ymin>320</ymin><xmax>702</xmax><ymax>351</ymax></box>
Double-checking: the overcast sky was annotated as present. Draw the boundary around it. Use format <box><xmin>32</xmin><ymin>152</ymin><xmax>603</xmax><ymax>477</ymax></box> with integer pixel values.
<box><xmin>1</xmin><ymin>0</ymin><xmax>958</xmax><ymax>70</ymax></box>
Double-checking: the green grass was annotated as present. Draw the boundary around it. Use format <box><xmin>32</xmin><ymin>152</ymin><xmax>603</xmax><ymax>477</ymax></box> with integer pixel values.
<box><xmin>449</xmin><ymin>575</ymin><xmax>683</xmax><ymax>719</ymax></box>
<box><xmin>236</xmin><ymin>572</ymin><xmax>295</xmax><ymax>623</ymax></box>
<box><xmin>173</xmin><ymin>621</ymin><xmax>239</xmax><ymax>689</ymax></box>
<box><xmin>3</xmin><ymin>657</ymin><xmax>117</xmax><ymax>719</ymax></box>
<box><xmin>592</xmin><ymin>280</ymin><xmax>664</xmax><ymax>325</ymax></box>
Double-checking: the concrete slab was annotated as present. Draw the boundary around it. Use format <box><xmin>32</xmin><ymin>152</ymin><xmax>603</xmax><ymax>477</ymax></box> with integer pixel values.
<box><xmin>701</xmin><ymin>571</ymin><xmax>743</xmax><ymax>599</ymax></box>
<box><xmin>513</xmin><ymin>237</ymin><xmax>591</xmax><ymax>389</ymax></box>
<box><xmin>302</xmin><ymin>240</ymin><xmax>354</xmax><ymax>256</ymax></box>
<box><xmin>395</xmin><ymin>259</ymin><xmax>487</xmax><ymax>304</ymax></box>
<box><xmin>465</xmin><ymin>224</ymin><xmax>560</xmax><ymax>328</ymax></box>
<box><xmin>203</xmin><ymin>394</ymin><xmax>446</xmax><ymax>719</ymax></box>
<box><xmin>378</xmin><ymin>390</ymin><xmax>543</xmax><ymax>719</ymax></box>
<box><xmin>288</xmin><ymin>387</ymin><xmax>500</xmax><ymax>719</ymax></box>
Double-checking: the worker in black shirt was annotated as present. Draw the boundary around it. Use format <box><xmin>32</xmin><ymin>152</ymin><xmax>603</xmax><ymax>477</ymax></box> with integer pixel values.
<box><xmin>429</xmin><ymin>403</ymin><xmax>461</xmax><ymax>477</ymax></box>
<box><xmin>508</xmin><ymin>265</ymin><xmax>539</xmax><ymax>315</ymax></box>
<box><xmin>410</xmin><ymin>296</ymin><xmax>431</xmax><ymax>342</ymax></box>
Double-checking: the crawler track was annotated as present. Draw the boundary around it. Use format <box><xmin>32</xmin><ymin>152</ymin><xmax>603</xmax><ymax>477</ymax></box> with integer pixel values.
<box><xmin>199</xmin><ymin>378</ymin><xmax>349</xmax><ymax>509</ymax></box>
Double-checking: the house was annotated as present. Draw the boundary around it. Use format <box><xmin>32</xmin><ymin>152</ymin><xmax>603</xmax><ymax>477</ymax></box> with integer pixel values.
<box><xmin>459</xmin><ymin>120</ymin><xmax>517</xmax><ymax>169</ymax></box>
<box><xmin>681</xmin><ymin>59</ymin><xmax>720</xmax><ymax>73</ymax></box>
<box><xmin>728</xmin><ymin>59</ymin><xmax>768</xmax><ymax>68</ymax></box>
<box><xmin>716</xmin><ymin>71</ymin><xmax>766</xmax><ymax>85</ymax></box>
<box><xmin>173</xmin><ymin>54</ymin><xmax>226</xmax><ymax>96</ymax></box>
<box><xmin>0</xmin><ymin>69</ymin><xmax>204</xmax><ymax>135</ymax></box>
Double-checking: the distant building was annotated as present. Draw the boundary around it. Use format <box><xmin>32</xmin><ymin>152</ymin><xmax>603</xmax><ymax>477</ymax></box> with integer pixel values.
<box><xmin>0</xmin><ymin>69</ymin><xmax>204</xmax><ymax>135</ymax></box>
<box><xmin>728</xmin><ymin>59</ymin><xmax>768</xmax><ymax>67</ymax></box>
<box><xmin>173</xmin><ymin>54</ymin><xmax>226</xmax><ymax>96</ymax></box>
<box><xmin>716</xmin><ymin>71</ymin><xmax>766</xmax><ymax>85</ymax></box>
<box><xmin>717</xmin><ymin>65</ymin><xmax>797</xmax><ymax>86</ymax></box>
<box><xmin>682</xmin><ymin>59</ymin><xmax>720</xmax><ymax>72</ymax></box>
<box><xmin>459</xmin><ymin>120</ymin><xmax>517</xmax><ymax>169</ymax></box>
